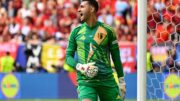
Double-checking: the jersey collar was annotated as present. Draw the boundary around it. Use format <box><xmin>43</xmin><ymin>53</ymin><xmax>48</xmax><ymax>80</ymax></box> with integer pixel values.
<box><xmin>84</xmin><ymin>21</ymin><xmax>99</xmax><ymax>29</ymax></box>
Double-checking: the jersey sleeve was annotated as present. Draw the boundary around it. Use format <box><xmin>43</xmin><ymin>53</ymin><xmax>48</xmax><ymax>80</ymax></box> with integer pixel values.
<box><xmin>109</xmin><ymin>28</ymin><xmax>124</xmax><ymax>78</ymax></box>
<box><xmin>65</xmin><ymin>29</ymin><xmax>78</xmax><ymax>69</ymax></box>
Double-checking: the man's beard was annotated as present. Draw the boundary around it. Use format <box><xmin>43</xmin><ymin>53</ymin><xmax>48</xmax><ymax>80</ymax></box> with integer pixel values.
<box><xmin>78</xmin><ymin>13</ymin><xmax>88</xmax><ymax>24</ymax></box>
<box><xmin>78</xmin><ymin>18</ymin><xmax>84</xmax><ymax>24</ymax></box>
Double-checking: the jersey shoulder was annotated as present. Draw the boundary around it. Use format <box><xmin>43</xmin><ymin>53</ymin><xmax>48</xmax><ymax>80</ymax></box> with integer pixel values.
<box><xmin>71</xmin><ymin>24</ymin><xmax>83</xmax><ymax>33</ymax></box>
<box><xmin>71</xmin><ymin>24</ymin><xmax>88</xmax><ymax>35</ymax></box>
<box><xmin>99</xmin><ymin>22</ymin><xmax>116</xmax><ymax>36</ymax></box>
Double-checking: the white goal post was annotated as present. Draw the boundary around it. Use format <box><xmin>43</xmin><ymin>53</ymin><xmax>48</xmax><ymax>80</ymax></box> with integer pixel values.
<box><xmin>137</xmin><ymin>0</ymin><xmax>147</xmax><ymax>101</ymax></box>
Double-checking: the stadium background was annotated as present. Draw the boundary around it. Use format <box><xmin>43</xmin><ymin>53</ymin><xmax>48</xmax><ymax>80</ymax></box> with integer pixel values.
<box><xmin>0</xmin><ymin>0</ymin><xmax>179</xmax><ymax>101</ymax></box>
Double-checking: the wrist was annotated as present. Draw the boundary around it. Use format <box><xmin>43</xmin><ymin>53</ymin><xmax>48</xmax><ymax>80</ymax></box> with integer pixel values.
<box><xmin>76</xmin><ymin>63</ymin><xmax>81</xmax><ymax>70</ymax></box>
<box><xmin>76</xmin><ymin>63</ymin><xmax>87</xmax><ymax>74</ymax></box>
<box><xmin>119</xmin><ymin>77</ymin><xmax>126</xmax><ymax>85</ymax></box>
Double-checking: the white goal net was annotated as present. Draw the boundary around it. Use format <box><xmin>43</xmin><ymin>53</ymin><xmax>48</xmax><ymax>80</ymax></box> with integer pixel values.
<box><xmin>146</xmin><ymin>0</ymin><xmax>180</xmax><ymax>100</ymax></box>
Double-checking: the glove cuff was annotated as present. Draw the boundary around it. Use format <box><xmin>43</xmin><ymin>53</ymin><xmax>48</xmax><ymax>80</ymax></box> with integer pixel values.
<box><xmin>76</xmin><ymin>63</ymin><xmax>82</xmax><ymax>70</ymax></box>
<box><xmin>119</xmin><ymin>77</ymin><xmax>126</xmax><ymax>86</ymax></box>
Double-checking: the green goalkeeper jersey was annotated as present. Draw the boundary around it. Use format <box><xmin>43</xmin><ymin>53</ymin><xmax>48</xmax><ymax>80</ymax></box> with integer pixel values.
<box><xmin>66</xmin><ymin>21</ymin><xmax>124</xmax><ymax>87</ymax></box>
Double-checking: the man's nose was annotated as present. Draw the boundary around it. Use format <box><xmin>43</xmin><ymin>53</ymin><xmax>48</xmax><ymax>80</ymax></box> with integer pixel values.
<box><xmin>78</xmin><ymin>8</ymin><xmax>81</xmax><ymax>13</ymax></box>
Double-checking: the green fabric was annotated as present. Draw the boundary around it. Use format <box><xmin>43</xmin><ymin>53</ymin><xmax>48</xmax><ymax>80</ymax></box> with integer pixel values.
<box><xmin>0</xmin><ymin>56</ymin><xmax>14</xmax><ymax>73</ymax></box>
<box><xmin>77</xmin><ymin>84</ymin><xmax>123</xmax><ymax>101</ymax></box>
<box><xmin>66</xmin><ymin>21</ymin><xmax>124</xmax><ymax>86</ymax></box>
<box><xmin>77</xmin><ymin>85</ymin><xmax>97</xmax><ymax>101</ymax></box>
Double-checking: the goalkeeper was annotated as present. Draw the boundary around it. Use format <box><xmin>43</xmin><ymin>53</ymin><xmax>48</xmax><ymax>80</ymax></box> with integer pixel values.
<box><xmin>66</xmin><ymin>0</ymin><xmax>126</xmax><ymax>101</ymax></box>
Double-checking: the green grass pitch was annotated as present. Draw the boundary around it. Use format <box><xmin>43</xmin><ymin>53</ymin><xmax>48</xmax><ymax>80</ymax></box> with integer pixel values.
<box><xmin>0</xmin><ymin>99</ymin><xmax>179</xmax><ymax>101</ymax></box>
<box><xmin>0</xmin><ymin>99</ymin><xmax>136</xmax><ymax>101</ymax></box>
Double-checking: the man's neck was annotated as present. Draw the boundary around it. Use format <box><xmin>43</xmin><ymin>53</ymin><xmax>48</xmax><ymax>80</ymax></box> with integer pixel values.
<box><xmin>86</xmin><ymin>15</ymin><xmax>97</xmax><ymax>28</ymax></box>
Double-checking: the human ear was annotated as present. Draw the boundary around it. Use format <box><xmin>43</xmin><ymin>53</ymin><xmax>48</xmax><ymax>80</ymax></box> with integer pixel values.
<box><xmin>90</xmin><ymin>6</ymin><xmax>95</xmax><ymax>13</ymax></box>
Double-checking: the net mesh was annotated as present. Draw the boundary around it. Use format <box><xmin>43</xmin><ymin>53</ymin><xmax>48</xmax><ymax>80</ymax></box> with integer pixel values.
<box><xmin>147</xmin><ymin>0</ymin><xmax>180</xmax><ymax>100</ymax></box>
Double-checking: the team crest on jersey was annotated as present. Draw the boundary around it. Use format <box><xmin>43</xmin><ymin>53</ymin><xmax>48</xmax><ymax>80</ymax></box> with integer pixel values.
<box><xmin>98</xmin><ymin>33</ymin><xmax>104</xmax><ymax>39</ymax></box>
<box><xmin>94</xmin><ymin>27</ymin><xmax>107</xmax><ymax>45</ymax></box>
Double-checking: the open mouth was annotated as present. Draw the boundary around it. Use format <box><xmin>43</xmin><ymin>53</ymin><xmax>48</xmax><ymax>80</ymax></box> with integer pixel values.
<box><xmin>80</xmin><ymin>13</ymin><xmax>83</xmax><ymax>17</ymax></box>
<box><xmin>79</xmin><ymin>13</ymin><xmax>84</xmax><ymax>21</ymax></box>
<box><xmin>78</xmin><ymin>12</ymin><xmax>84</xmax><ymax>22</ymax></box>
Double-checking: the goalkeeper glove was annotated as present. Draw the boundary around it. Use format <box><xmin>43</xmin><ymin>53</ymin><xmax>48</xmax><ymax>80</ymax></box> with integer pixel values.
<box><xmin>76</xmin><ymin>62</ymin><xmax>98</xmax><ymax>78</ymax></box>
<box><xmin>119</xmin><ymin>77</ymin><xmax>126</xmax><ymax>100</ymax></box>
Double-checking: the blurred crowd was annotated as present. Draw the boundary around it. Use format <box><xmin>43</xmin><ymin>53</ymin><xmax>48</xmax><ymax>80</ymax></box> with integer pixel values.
<box><xmin>147</xmin><ymin>0</ymin><xmax>180</xmax><ymax>73</ymax></box>
<box><xmin>0</xmin><ymin>0</ymin><xmax>138</xmax><ymax>73</ymax></box>
<box><xmin>0</xmin><ymin>0</ymin><xmax>179</xmax><ymax>73</ymax></box>
<box><xmin>0</xmin><ymin>0</ymin><xmax>138</xmax><ymax>44</ymax></box>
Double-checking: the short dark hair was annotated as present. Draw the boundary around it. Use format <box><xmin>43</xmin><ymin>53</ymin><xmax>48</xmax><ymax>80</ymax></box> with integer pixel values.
<box><xmin>82</xmin><ymin>0</ymin><xmax>99</xmax><ymax>13</ymax></box>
